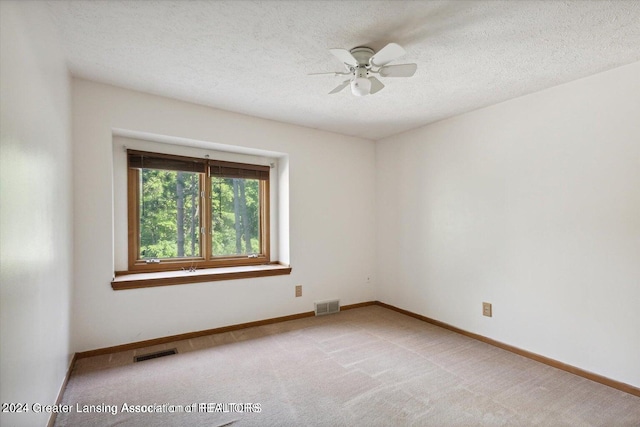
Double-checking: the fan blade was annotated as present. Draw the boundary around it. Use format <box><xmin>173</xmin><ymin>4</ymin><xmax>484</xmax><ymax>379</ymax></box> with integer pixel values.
<box><xmin>369</xmin><ymin>76</ymin><xmax>385</xmax><ymax>94</ymax></box>
<box><xmin>308</xmin><ymin>71</ymin><xmax>351</xmax><ymax>76</ymax></box>
<box><xmin>329</xmin><ymin>48</ymin><xmax>358</xmax><ymax>67</ymax></box>
<box><xmin>329</xmin><ymin>80</ymin><xmax>351</xmax><ymax>94</ymax></box>
<box><xmin>370</xmin><ymin>43</ymin><xmax>406</xmax><ymax>67</ymax></box>
<box><xmin>378</xmin><ymin>63</ymin><xmax>417</xmax><ymax>78</ymax></box>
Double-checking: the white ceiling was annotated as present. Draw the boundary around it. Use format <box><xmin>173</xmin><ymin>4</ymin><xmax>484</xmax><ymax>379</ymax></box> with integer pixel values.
<box><xmin>46</xmin><ymin>1</ymin><xmax>640</xmax><ymax>140</ymax></box>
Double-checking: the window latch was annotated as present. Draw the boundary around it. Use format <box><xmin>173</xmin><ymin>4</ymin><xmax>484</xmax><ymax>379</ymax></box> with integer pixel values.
<box><xmin>145</xmin><ymin>258</ymin><xmax>161</xmax><ymax>264</ymax></box>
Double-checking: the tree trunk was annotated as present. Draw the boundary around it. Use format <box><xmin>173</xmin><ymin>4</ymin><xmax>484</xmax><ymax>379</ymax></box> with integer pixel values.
<box><xmin>239</xmin><ymin>180</ymin><xmax>252</xmax><ymax>253</ymax></box>
<box><xmin>176</xmin><ymin>172</ymin><xmax>185</xmax><ymax>257</ymax></box>
<box><xmin>232</xmin><ymin>179</ymin><xmax>242</xmax><ymax>254</ymax></box>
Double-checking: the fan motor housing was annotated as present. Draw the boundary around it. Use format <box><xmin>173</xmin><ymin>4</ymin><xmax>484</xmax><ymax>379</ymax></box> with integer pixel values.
<box><xmin>349</xmin><ymin>47</ymin><xmax>374</xmax><ymax>66</ymax></box>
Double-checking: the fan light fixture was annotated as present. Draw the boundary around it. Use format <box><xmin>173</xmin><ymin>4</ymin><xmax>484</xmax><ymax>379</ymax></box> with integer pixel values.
<box><xmin>350</xmin><ymin>68</ymin><xmax>371</xmax><ymax>96</ymax></box>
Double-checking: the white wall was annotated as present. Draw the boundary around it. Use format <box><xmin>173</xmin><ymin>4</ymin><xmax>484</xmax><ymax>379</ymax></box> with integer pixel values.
<box><xmin>376</xmin><ymin>62</ymin><xmax>640</xmax><ymax>387</ymax></box>
<box><xmin>0</xmin><ymin>2</ymin><xmax>73</xmax><ymax>426</ymax></box>
<box><xmin>72</xmin><ymin>79</ymin><xmax>376</xmax><ymax>352</ymax></box>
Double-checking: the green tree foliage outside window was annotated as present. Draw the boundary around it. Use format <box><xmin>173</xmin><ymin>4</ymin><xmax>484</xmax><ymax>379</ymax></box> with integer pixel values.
<box><xmin>211</xmin><ymin>177</ymin><xmax>260</xmax><ymax>256</ymax></box>
<box><xmin>139</xmin><ymin>169</ymin><xmax>200</xmax><ymax>259</ymax></box>
<box><xmin>138</xmin><ymin>169</ymin><xmax>260</xmax><ymax>260</ymax></box>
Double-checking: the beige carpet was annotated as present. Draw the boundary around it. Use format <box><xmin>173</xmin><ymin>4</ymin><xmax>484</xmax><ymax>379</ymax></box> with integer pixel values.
<box><xmin>55</xmin><ymin>306</ymin><xmax>640</xmax><ymax>426</ymax></box>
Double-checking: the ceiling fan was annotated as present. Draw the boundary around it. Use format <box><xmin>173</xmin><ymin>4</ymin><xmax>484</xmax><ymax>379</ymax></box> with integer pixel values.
<box><xmin>310</xmin><ymin>43</ymin><xmax>417</xmax><ymax>96</ymax></box>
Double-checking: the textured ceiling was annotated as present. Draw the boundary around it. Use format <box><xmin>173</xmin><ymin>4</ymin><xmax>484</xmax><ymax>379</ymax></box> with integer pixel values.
<box><xmin>46</xmin><ymin>0</ymin><xmax>640</xmax><ymax>140</ymax></box>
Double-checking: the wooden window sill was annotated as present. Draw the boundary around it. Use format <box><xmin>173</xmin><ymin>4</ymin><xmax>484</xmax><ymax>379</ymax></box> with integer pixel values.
<box><xmin>112</xmin><ymin>263</ymin><xmax>292</xmax><ymax>290</ymax></box>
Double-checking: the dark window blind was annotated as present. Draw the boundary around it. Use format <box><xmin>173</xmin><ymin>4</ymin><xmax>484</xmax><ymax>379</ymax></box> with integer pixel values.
<box><xmin>128</xmin><ymin>150</ymin><xmax>207</xmax><ymax>173</ymax></box>
<box><xmin>209</xmin><ymin>160</ymin><xmax>269</xmax><ymax>180</ymax></box>
<box><xmin>128</xmin><ymin>150</ymin><xmax>269</xmax><ymax>179</ymax></box>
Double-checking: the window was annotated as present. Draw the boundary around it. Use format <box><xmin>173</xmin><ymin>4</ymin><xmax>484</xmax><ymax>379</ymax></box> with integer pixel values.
<box><xmin>127</xmin><ymin>150</ymin><xmax>270</xmax><ymax>272</ymax></box>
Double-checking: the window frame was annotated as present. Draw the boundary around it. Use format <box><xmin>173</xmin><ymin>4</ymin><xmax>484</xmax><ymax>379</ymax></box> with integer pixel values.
<box><xmin>126</xmin><ymin>149</ymin><xmax>270</xmax><ymax>273</ymax></box>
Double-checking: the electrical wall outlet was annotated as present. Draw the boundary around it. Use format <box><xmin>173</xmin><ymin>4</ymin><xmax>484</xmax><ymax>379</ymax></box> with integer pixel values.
<box><xmin>295</xmin><ymin>285</ymin><xmax>302</xmax><ymax>297</ymax></box>
<box><xmin>483</xmin><ymin>302</ymin><xmax>492</xmax><ymax>317</ymax></box>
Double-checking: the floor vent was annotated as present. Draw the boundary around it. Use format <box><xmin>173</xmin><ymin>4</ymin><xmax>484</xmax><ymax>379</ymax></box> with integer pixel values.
<box><xmin>315</xmin><ymin>300</ymin><xmax>340</xmax><ymax>316</ymax></box>
<box><xmin>134</xmin><ymin>348</ymin><xmax>178</xmax><ymax>362</ymax></box>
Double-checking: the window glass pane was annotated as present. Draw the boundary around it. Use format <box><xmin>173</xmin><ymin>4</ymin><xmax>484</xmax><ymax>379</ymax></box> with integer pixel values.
<box><xmin>139</xmin><ymin>169</ymin><xmax>200</xmax><ymax>259</ymax></box>
<box><xmin>211</xmin><ymin>177</ymin><xmax>260</xmax><ymax>256</ymax></box>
